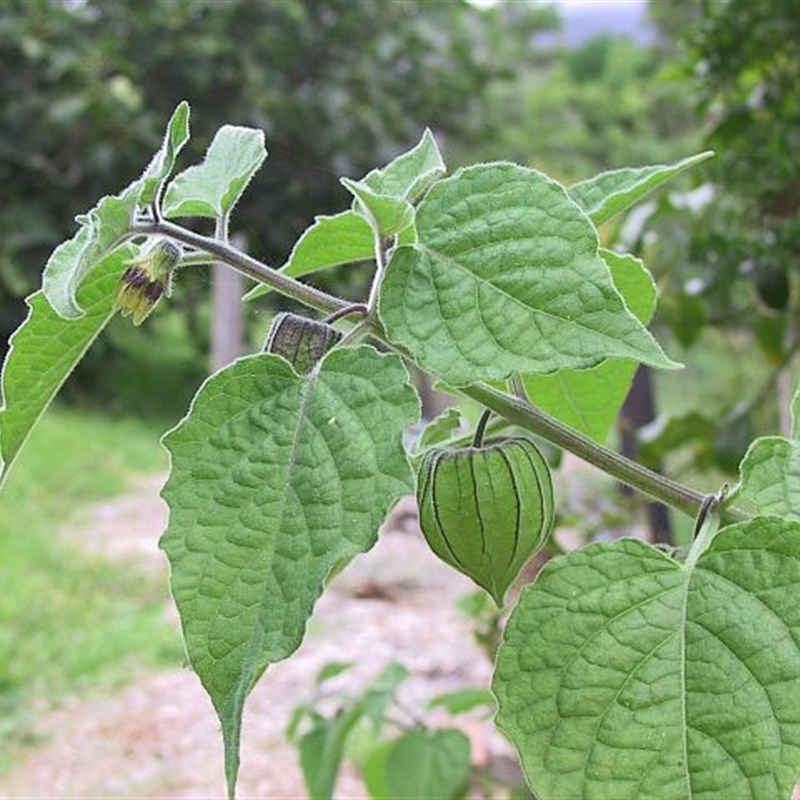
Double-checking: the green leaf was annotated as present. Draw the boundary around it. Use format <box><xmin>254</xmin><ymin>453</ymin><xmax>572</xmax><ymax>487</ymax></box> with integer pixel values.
<box><xmin>163</xmin><ymin>124</ymin><xmax>266</xmax><ymax>219</ymax></box>
<box><xmin>0</xmin><ymin>246</ymin><xmax>132</xmax><ymax>486</ymax></box>
<box><xmin>159</xmin><ymin>346</ymin><xmax>418</xmax><ymax>798</ymax></box>
<box><xmin>315</xmin><ymin>661</ymin><xmax>355</xmax><ymax>686</ymax></box>
<box><xmin>427</xmin><ymin>687</ymin><xmax>496</xmax><ymax>716</ymax></box>
<box><xmin>360</xmin><ymin>661</ymin><xmax>410</xmax><ymax>729</ymax></box>
<box><xmin>361</xmin><ymin>128</ymin><xmax>446</xmax><ymax>202</ymax></box>
<box><xmin>364</xmin><ymin>729</ymin><xmax>471</xmax><ymax>800</ymax></box>
<box><xmin>738</xmin><ymin>436</ymin><xmax>800</xmax><ymax>521</ymax></box>
<box><xmin>519</xmin><ymin>250</ymin><xmax>657</xmax><ymax>443</ymax></box>
<box><xmin>341</xmin><ymin>177</ymin><xmax>415</xmax><ymax>236</ymax></box>
<box><xmin>637</xmin><ymin>411</ymin><xmax>716</xmax><ymax>469</ymax></box>
<box><xmin>413</xmin><ymin>407</ymin><xmax>465</xmax><ymax>455</ymax></box>
<box><xmin>243</xmin><ymin>211</ymin><xmax>374</xmax><ymax>302</ymax></box>
<box><xmin>379</xmin><ymin>163</ymin><xmax>678</xmax><ymax>387</ymax></box>
<box><xmin>791</xmin><ymin>386</ymin><xmax>800</xmax><ymax>440</ymax></box>
<box><xmin>139</xmin><ymin>100</ymin><xmax>191</xmax><ymax>207</ymax></box>
<box><xmin>494</xmin><ymin>518</ymin><xmax>800</xmax><ymax>800</ymax></box>
<box><xmin>43</xmin><ymin>182</ymin><xmax>140</xmax><ymax>319</ymax></box>
<box><xmin>299</xmin><ymin>705</ymin><xmax>364</xmax><ymax>800</ymax></box>
<box><xmin>568</xmin><ymin>151</ymin><xmax>714</xmax><ymax>227</ymax></box>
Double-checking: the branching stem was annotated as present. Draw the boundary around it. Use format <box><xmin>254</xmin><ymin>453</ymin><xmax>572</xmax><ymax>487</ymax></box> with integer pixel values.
<box><xmin>461</xmin><ymin>381</ymin><xmax>751</xmax><ymax>525</ymax></box>
<box><xmin>132</xmin><ymin>219</ymin><xmax>349</xmax><ymax>314</ymax></box>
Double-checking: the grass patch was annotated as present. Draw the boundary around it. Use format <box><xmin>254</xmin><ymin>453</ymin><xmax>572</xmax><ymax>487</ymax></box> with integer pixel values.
<box><xmin>0</xmin><ymin>407</ymin><xmax>184</xmax><ymax>766</ymax></box>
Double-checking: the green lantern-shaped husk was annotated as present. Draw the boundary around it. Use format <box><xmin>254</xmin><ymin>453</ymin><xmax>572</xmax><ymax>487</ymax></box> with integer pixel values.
<box><xmin>417</xmin><ymin>437</ymin><xmax>555</xmax><ymax>606</ymax></box>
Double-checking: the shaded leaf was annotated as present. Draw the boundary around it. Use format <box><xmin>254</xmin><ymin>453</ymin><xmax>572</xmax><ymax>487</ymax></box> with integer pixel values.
<box><xmin>739</xmin><ymin>436</ymin><xmax>800</xmax><ymax>521</ymax></box>
<box><xmin>364</xmin><ymin>729</ymin><xmax>471</xmax><ymax>800</ymax></box>
<box><xmin>0</xmin><ymin>247</ymin><xmax>133</xmax><ymax>485</ymax></box>
<box><xmin>568</xmin><ymin>151</ymin><xmax>714</xmax><ymax>227</ymax></box>
<box><xmin>342</xmin><ymin>177</ymin><xmax>414</xmax><ymax>236</ymax></box>
<box><xmin>520</xmin><ymin>250</ymin><xmax>656</xmax><ymax>443</ymax></box>
<box><xmin>243</xmin><ymin>211</ymin><xmax>374</xmax><ymax>302</ymax></box>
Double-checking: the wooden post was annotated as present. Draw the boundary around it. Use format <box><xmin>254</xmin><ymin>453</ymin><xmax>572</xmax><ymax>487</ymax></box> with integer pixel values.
<box><xmin>210</xmin><ymin>233</ymin><xmax>246</xmax><ymax>372</ymax></box>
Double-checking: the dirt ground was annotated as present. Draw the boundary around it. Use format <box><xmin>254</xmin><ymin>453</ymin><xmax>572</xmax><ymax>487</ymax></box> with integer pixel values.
<box><xmin>0</xmin><ymin>475</ymin><xmax>512</xmax><ymax>799</ymax></box>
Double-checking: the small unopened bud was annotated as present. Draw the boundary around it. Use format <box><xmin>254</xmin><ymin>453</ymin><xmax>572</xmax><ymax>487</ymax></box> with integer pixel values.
<box><xmin>115</xmin><ymin>239</ymin><xmax>181</xmax><ymax>325</ymax></box>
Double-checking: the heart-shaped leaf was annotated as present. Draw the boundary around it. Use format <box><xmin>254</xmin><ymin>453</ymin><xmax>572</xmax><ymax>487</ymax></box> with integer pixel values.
<box><xmin>379</xmin><ymin>162</ymin><xmax>677</xmax><ymax>387</ymax></box>
<box><xmin>494</xmin><ymin>517</ymin><xmax>800</xmax><ymax>800</ymax></box>
<box><xmin>160</xmin><ymin>345</ymin><xmax>418</xmax><ymax>798</ymax></box>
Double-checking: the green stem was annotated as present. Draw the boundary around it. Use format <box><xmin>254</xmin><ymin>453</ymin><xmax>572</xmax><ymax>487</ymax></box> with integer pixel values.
<box><xmin>133</xmin><ymin>219</ymin><xmax>349</xmax><ymax>315</ymax></box>
<box><xmin>462</xmin><ymin>381</ymin><xmax>751</xmax><ymax>525</ymax></box>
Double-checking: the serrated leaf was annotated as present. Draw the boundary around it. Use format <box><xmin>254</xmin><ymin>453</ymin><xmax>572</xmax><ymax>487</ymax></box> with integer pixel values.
<box><xmin>163</xmin><ymin>125</ymin><xmax>266</xmax><ymax>219</ymax></box>
<box><xmin>568</xmin><ymin>151</ymin><xmax>713</xmax><ymax>227</ymax></box>
<box><xmin>494</xmin><ymin>518</ymin><xmax>800</xmax><ymax>800</ymax></box>
<box><xmin>159</xmin><ymin>346</ymin><xmax>418</xmax><ymax>798</ymax></box>
<box><xmin>0</xmin><ymin>246</ymin><xmax>132</xmax><ymax>485</ymax></box>
<box><xmin>342</xmin><ymin>177</ymin><xmax>415</xmax><ymax>236</ymax></box>
<box><xmin>43</xmin><ymin>182</ymin><xmax>140</xmax><ymax>319</ymax></box>
<box><xmin>243</xmin><ymin>211</ymin><xmax>374</xmax><ymax>302</ymax></box>
<box><xmin>379</xmin><ymin>163</ymin><xmax>678</xmax><ymax>387</ymax></box>
<box><xmin>139</xmin><ymin>100</ymin><xmax>191</xmax><ymax>206</ymax></box>
<box><xmin>738</xmin><ymin>436</ymin><xmax>800</xmax><ymax>521</ymax></box>
<box><xmin>364</xmin><ymin>729</ymin><xmax>471</xmax><ymax>800</ymax></box>
<box><xmin>519</xmin><ymin>250</ymin><xmax>656</xmax><ymax>443</ymax></box>
<box><xmin>361</xmin><ymin>128</ymin><xmax>446</xmax><ymax>201</ymax></box>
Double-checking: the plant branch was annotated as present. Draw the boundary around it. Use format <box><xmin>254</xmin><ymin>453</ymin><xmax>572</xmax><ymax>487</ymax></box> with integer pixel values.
<box><xmin>461</xmin><ymin>381</ymin><xmax>751</xmax><ymax>525</ymax></box>
<box><xmin>132</xmin><ymin>218</ymin><xmax>349</xmax><ymax>315</ymax></box>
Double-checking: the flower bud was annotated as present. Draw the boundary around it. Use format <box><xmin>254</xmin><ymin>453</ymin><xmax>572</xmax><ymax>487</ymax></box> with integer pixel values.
<box><xmin>115</xmin><ymin>239</ymin><xmax>181</xmax><ymax>325</ymax></box>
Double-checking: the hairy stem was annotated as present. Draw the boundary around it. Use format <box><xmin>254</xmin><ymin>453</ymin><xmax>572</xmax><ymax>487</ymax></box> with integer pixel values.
<box><xmin>461</xmin><ymin>381</ymin><xmax>751</xmax><ymax>525</ymax></box>
<box><xmin>133</xmin><ymin>219</ymin><xmax>349</xmax><ymax>314</ymax></box>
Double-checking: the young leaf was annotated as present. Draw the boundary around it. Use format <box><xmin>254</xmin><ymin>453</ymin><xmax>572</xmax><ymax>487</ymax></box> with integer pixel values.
<box><xmin>43</xmin><ymin>182</ymin><xmax>140</xmax><ymax>319</ymax></box>
<box><xmin>494</xmin><ymin>518</ymin><xmax>800</xmax><ymax>800</ymax></box>
<box><xmin>341</xmin><ymin>177</ymin><xmax>415</xmax><ymax>237</ymax></box>
<box><xmin>138</xmin><ymin>100</ymin><xmax>191</xmax><ymax>207</ymax></box>
<box><xmin>378</xmin><ymin>163</ymin><xmax>678</xmax><ymax>387</ymax></box>
<box><xmin>0</xmin><ymin>246</ymin><xmax>133</xmax><ymax>486</ymax></box>
<box><xmin>243</xmin><ymin>211</ymin><xmax>374</xmax><ymax>302</ymax></box>
<box><xmin>568</xmin><ymin>151</ymin><xmax>714</xmax><ymax>227</ymax></box>
<box><xmin>159</xmin><ymin>346</ymin><xmax>418</xmax><ymax>798</ymax></box>
<box><xmin>360</xmin><ymin>127</ymin><xmax>446</xmax><ymax>201</ymax></box>
<box><xmin>518</xmin><ymin>250</ymin><xmax>657</xmax><ymax>443</ymax></box>
<box><xmin>738</xmin><ymin>436</ymin><xmax>800</xmax><ymax>521</ymax></box>
<box><xmin>363</xmin><ymin>729</ymin><xmax>471</xmax><ymax>800</ymax></box>
<box><xmin>163</xmin><ymin>125</ymin><xmax>267</xmax><ymax>219</ymax></box>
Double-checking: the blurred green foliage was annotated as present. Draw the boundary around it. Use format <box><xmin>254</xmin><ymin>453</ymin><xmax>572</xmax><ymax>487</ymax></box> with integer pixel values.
<box><xmin>0</xmin><ymin>0</ymin><xmax>560</xmax><ymax>411</ymax></box>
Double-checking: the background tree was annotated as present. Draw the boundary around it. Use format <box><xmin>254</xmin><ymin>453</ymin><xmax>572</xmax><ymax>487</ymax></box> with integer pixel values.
<box><xmin>0</xmin><ymin>0</ymin><xmax>557</xmax><ymax>414</ymax></box>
